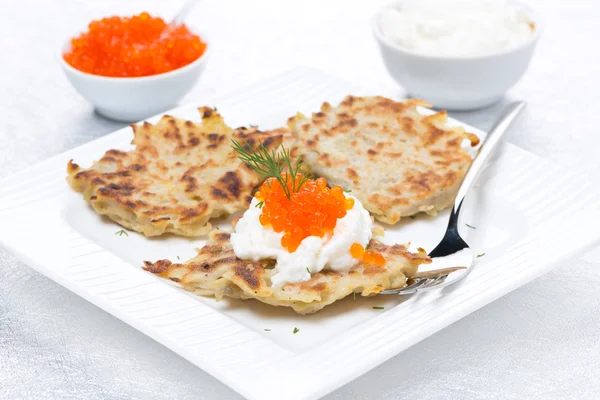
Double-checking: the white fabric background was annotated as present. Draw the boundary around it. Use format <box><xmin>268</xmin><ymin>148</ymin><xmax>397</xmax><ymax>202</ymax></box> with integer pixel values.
<box><xmin>1</xmin><ymin>0</ymin><xmax>599</xmax><ymax>398</ymax></box>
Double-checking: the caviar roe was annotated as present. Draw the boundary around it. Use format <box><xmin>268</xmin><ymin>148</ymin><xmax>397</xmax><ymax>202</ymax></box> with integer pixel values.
<box><xmin>63</xmin><ymin>12</ymin><xmax>207</xmax><ymax>77</ymax></box>
<box><xmin>350</xmin><ymin>243</ymin><xmax>386</xmax><ymax>266</ymax></box>
<box><xmin>256</xmin><ymin>175</ymin><xmax>355</xmax><ymax>252</ymax></box>
<box><xmin>256</xmin><ymin>175</ymin><xmax>386</xmax><ymax>266</ymax></box>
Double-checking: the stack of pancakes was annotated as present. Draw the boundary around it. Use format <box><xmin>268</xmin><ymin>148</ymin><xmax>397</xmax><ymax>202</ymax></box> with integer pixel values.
<box><xmin>68</xmin><ymin>97</ymin><xmax>478</xmax><ymax>313</ymax></box>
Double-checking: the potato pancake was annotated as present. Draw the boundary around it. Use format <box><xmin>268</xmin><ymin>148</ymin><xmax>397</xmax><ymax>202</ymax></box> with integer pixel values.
<box><xmin>67</xmin><ymin>108</ymin><xmax>286</xmax><ymax>236</ymax></box>
<box><xmin>287</xmin><ymin>96</ymin><xmax>479</xmax><ymax>224</ymax></box>
<box><xmin>144</xmin><ymin>230</ymin><xmax>431</xmax><ymax>314</ymax></box>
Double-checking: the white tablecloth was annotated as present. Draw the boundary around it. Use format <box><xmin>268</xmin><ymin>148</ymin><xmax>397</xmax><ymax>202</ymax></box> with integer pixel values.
<box><xmin>1</xmin><ymin>0</ymin><xmax>599</xmax><ymax>398</ymax></box>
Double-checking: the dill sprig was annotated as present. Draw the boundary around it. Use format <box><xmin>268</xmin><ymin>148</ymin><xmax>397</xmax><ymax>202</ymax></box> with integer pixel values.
<box><xmin>231</xmin><ymin>140</ymin><xmax>311</xmax><ymax>199</ymax></box>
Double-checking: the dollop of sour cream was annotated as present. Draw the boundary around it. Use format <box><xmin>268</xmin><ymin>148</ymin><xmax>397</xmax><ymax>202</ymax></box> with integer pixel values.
<box><xmin>379</xmin><ymin>0</ymin><xmax>535</xmax><ymax>56</ymax></box>
<box><xmin>231</xmin><ymin>197</ymin><xmax>373</xmax><ymax>287</ymax></box>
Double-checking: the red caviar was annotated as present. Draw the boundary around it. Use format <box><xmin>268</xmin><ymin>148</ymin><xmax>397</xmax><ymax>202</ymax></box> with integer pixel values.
<box><xmin>63</xmin><ymin>12</ymin><xmax>207</xmax><ymax>77</ymax></box>
<box><xmin>350</xmin><ymin>243</ymin><xmax>365</xmax><ymax>259</ymax></box>
<box><xmin>256</xmin><ymin>175</ymin><xmax>353</xmax><ymax>252</ymax></box>
<box><xmin>350</xmin><ymin>243</ymin><xmax>386</xmax><ymax>267</ymax></box>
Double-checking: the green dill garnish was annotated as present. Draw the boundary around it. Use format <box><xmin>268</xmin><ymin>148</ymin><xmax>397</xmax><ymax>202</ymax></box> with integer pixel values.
<box><xmin>293</xmin><ymin>327</ymin><xmax>299</xmax><ymax>334</ymax></box>
<box><xmin>264</xmin><ymin>328</ymin><xmax>271</xmax><ymax>331</ymax></box>
<box><xmin>210</xmin><ymin>249</ymin><xmax>222</xmax><ymax>254</ymax></box>
<box><xmin>344</xmin><ymin>189</ymin><xmax>352</xmax><ymax>193</ymax></box>
<box><xmin>176</xmin><ymin>256</ymin><xmax>181</xmax><ymax>260</ymax></box>
<box><xmin>255</xmin><ymin>200</ymin><xmax>264</xmax><ymax>208</ymax></box>
<box><xmin>231</xmin><ymin>140</ymin><xmax>311</xmax><ymax>200</ymax></box>
<box><xmin>465</xmin><ymin>223</ymin><xmax>476</xmax><ymax>229</ymax></box>
<box><xmin>409</xmin><ymin>215</ymin><xmax>416</xmax><ymax>220</ymax></box>
<box><xmin>306</xmin><ymin>267</ymin><xmax>311</xmax><ymax>274</ymax></box>
<box><xmin>373</xmin><ymin>306</ymin><xmax>384</xmax><ymax>310</ymax></box>
<box><xmin>353</xmin><ymin>291</ymin><xmax>356</xmax><ymax>300</ymax></box>
<box><xmin>477</xmin><ymin>253</ymin><xmax>486</xmax><ymax>258</ymax></box>
<box><xmin>365</xmin><ymin>244</ymin><xmax>370</xmax><ymax>250</ymax></box>
<box><xmin>114</xmin><ymin>229</ymin><xmax>128</xmax><ymax>237</ymax></box>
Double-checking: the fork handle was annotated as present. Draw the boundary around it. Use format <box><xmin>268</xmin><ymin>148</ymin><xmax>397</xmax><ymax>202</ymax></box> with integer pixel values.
<box><xmin>452</xmin><ymin>101</ymin><xmax>527</xmax><ymax>217</ymax></box>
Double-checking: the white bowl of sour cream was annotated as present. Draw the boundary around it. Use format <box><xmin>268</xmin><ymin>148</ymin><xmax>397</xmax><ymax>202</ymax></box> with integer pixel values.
<box><xmin>373</xmin><ymin>0</ymin><xmax>541</xmax><ymax>110</ymax></box>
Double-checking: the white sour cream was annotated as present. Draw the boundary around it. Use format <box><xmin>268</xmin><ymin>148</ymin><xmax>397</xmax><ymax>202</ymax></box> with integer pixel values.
<box><xmin>231</xmin><ymin>197</ymin><xmax>373</xmax><ymax>287</ymax></box>
<box><xmin>379</xmin><ymin>0</ymin><xmax>535</xmax><ymax>56</ymax></box>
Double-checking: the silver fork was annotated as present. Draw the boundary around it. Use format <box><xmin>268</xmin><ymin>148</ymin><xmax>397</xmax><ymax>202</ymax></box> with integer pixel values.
<box><xmin>381</xmin><ymin>101</ymin><xmax>526</xmax><ymax>295</ymax></box>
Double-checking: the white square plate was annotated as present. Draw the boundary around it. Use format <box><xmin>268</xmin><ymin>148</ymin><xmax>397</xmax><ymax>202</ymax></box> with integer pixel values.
<box><xmin>1</xmin><ymin>68</ymin><xmax>600</xmax><ymax>400</ymax></box>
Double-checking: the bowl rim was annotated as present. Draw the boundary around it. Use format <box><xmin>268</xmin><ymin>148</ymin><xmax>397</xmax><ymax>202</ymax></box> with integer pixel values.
<box><xmin>372</xmin><ymin>0</ymin><xmax>542</xmax><ymax>60</ymax></box>
<box><xmin>57</xmin><ymin>25</ymin><xmax>211</xmax><ymax>82</ymax></box>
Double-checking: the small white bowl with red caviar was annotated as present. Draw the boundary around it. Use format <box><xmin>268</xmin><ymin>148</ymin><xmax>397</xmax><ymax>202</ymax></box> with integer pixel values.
<box><xmin>57</xmin><ymin>13</ymin><xmax>210</xmax><ymax>122</ymax></box>
<box><xmin>373</xmin><ymin>0</ymin><xmax>541</xmax><ymax>110</ymax></box>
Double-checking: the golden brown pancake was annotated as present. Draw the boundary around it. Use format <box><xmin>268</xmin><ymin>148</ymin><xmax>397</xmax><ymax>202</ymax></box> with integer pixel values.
<box><xmin>287</xmin><ymin>96</ymin><xmax>479</xmax><ymax>224</ymax></box>
<box><xmin>144</xmin><ymin>230</ymin><xmax>431</xmax><ymax>314</ymax></box>
<box><xmin>67</xmin><ymin>108</ymin><xmax>286</xmax><ymax>237</ymax></box>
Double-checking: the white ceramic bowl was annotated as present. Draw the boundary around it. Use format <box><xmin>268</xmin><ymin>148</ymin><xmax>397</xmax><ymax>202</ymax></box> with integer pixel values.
<box><xmin>58</xmin><ymin>29</ymin><xmax>210</xmax><ymax>122</ymax></box>
<box><xmin>372</xmin><ymin>2</ymin><xmax>541</xmax><ymax>110</ymax></box>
